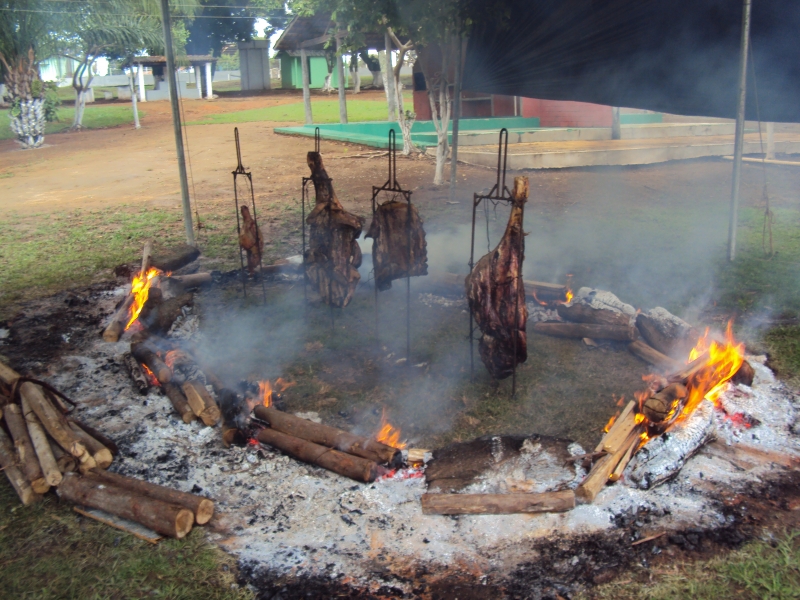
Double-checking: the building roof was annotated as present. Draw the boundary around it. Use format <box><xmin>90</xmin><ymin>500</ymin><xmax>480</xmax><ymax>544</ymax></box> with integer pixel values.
<box><xmin>274</xmin><ymin>15</ymin><xmax>391</xmax><ymax>52</ymax></box>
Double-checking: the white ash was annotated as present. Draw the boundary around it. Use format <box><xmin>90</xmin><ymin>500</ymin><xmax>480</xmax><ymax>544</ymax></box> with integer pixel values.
<box><xmin>29</xmin><ymin>287</ymin><xmax>800</xmax><ymax>590</ymax></box>
<box><xmin>638</xmin><ymin>306</ymin><xmax>696</xmax><ymax>337</ymax></box>
<box><xmin>418</xmin><ymin>292</ymin><xmax>467</xmax><ymax>309</ymax></box>
<box><xmin>573</xmin><ymin>287</ymin><xmax>636</xmax><ymax>315</ymax></box>
<box><xmin>527</xmin><ymin>301</ymin><xmax>561</xmax><ymax>323</ymax></box>
<box><xmin>167</xmin><ymin>308</ymin><xmax>200</xmax><ymax>341</ymax></box>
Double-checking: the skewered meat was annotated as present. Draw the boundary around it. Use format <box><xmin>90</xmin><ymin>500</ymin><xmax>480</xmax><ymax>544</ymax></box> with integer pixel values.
<box><xmin>239</xmin><ymin>205</ymin><xmax>263</xmax><ymax>274</ymax></box>
<box><xmin>466</xmin><ymin>177</ymin><xmax>529</xmax><ymax>379</ymax></box>
<box><xmin>305</xmin><ymin>152</ymin><xmax>365</xmax><ymax>307</ymax></box>
<box><xmin>366</xmin><ymin>199</ymin><xmax>428</xmax><ymax>291</ymax></box>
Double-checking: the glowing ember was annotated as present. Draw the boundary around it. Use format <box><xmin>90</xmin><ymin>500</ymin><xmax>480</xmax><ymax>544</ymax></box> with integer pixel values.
<box><xmin>259</xmin><ymin>380</ymin><xmax>273</xmax><ymax>407</ymax></box>
<box><xmin>125</xmin><ymin>267</ymin><xmax>162</xmax><ymax>329</ymax></box>
<box><xmin>375</xmin><ymin>409</ymin><xmax>406</xmax><ymax>449</ymax></box>
<box><xmin>564</xmin><ymin>274</ymin><xmax>574</xmax><ymax>304</ymax></box>
<box><xmin>141</xmin><ymin>363</ymin><xmax>160</xmax><ymax>387</ymax></box>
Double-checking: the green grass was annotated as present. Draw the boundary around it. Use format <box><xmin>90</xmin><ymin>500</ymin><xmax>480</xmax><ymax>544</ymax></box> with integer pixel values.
<box><xmin>1</xmin><ymin>104</ymin><xmax>143</xmax><ymax>140</ymax></box>
<box><xmin>0</xmin><ymin>478</ymin><xmax>252</xmax><ymax>600</ymax></box>
<box><xmin>584</xmin><ymin>531</ymin><xmax>800</xmax><ymax>600</ymax></box>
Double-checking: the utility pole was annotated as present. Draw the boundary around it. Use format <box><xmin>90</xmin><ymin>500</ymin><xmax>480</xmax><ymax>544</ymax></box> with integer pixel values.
<box><xmin>159</xmin><ymin>0</ymin><xmax>195</xmax><ymax>246</ymax></box>
<box><xmin>727</xmin><ymin>0</ymin><xmax>752</xmax><ymax>261</ymax></box>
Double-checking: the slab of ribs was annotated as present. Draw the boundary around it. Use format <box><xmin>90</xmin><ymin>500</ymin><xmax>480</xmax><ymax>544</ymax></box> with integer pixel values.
<box><xmin>305</xmin><ymin>151</ymin><xmax>365</xmax><ymax>307</ymax></box>
<box><xmin>238</xmin><ymin>205</ymin><xmax>263</xmax><ymax>274</ymax></box>
<box><xmin>465</xmin><ymin>176</ymin><xmax>529</xmax><ymax>379</ymax></box>
<box><xmin>366</xmin><ymin>199</ymin><xmax>428</xmax><ymax>291</ymax></box>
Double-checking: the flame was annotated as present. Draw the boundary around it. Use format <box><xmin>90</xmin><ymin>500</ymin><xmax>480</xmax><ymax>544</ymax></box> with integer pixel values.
<box><xmin>125</xmin><ymin>267</ymin><xmax>162</xmax><ymax>329</ymax></box>
<box><xmin>603</xmin><ymin>414</ymin><xmax>617</xmax><ymax>433</ymax></box>
<box><xmin>375</xmin><ymin>409</ymin><xmax>406</xmax><ymax>449</ymax></box>
<box><xmin>564</xmin><ymin>274</ymin><xmax>574</xmax><ymax>303</ymax></box>
<box><xmin>141</xmin><ymin>363</ymin><xmax>160</xmax><ymax>387</ymax></box>
<box><xmin>259</xmin><ymin>380</ymin><xmax>273</xmax><ymax>407</ymax></box>
<box><xmin>275</xmin><ymin>378</ymin><xmax>296</xmax><ymax>393</ymax></box>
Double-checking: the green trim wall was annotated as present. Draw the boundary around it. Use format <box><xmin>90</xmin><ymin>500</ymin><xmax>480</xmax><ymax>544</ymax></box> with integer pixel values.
<box><xmin>278</xmin><ymin>54</ymin><xmax>348</xmax><ymax>90</ymax></box>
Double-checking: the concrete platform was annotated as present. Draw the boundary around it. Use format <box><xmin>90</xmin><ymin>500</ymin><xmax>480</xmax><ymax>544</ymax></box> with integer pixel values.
<box><xmin>458</xmin><ymin>133</ymin><xmax>800</xmax><ymax>170</ymax></box>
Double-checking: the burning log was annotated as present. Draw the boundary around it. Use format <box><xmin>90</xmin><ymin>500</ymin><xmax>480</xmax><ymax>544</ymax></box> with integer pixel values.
<box><xmin>532</xmin><ymin>322</ymin><xmax>637</xmax><ymax>342</ymax></box>
<box><xmin>527</xmin><ymin>280</ymin><xmax>568</xmax><ymax>303</ymax></box>
<box><xmin>57</xmin><ymin>473</ymin><xmax>194</xmax><ymax>539</ymax></box>
<box><xmin>304</xmin><ymin>151</ymin><xmax>365</xmax><ymax>307</ymax></box>
<box><xmin>577</xmin><ymin>427</ymin><xmax>643</xmax><ymax>503</ymax></box>
<box><xmin>131</xmin><ymin>343</ymin><xmax>172</xmax><ymax>384</ymax></box>
<box><xmin>88</xmin><ymin>470</ymin><xmax>214</xmax><ymax>525</ymax></box>
<box><xmin>163</xmin><ymin>272</ymin><xmax>212</xmax><ymax>288</ymax></box>
<box><xmin>253</xmin><ymin>405</ymin><xmax>402</xmax><ymax>467</ymax></box>
<box><xmin>256</xmin><ymin>427</ymin><xmax>387</xmax><ymax>483</ymax></box>
<box><xmin>122</xmin><ymin>352</ymin><xmax>149</xmax><ymax>395</ymax></box>
<box><xmin>137</xmin><ymin>289</ymin><xmax>193</xmax><ymax>335</ymax></box>
<box><xmin>599</xmin><ymin>401</ymin><xmax>638</xmax><ymax>454</ymax></box>
<box><xmin>102</xmin><ymin>296</ymin><xmax>135</xmax><ymax>343</ymax></box>
<box><xmin>68</xmin><ymin>422</ymin><xmax>112</xmax><ymax>469</ymax></box>
<box><xmin>407</xmin><ymin>448</ymin><xmax>430</xmax><ymax>464</ymax></box>
<box><xmin>365</xmin><ymin>199</ymin><xmax>428</xmax><ymax>291</ymax></box>
<box><xmin>636</xmin><ymin>308</ymin><xmax>700</xmax><ymax>357</ymax></box>
<box><xmin>182</xmin><ymin>381</ymin><xmax>220</xmax><ymax>427</ymax></box>
<box><xmin>641</xmin><ymin>383</ymin><xmax>687</xmax><ymax>423</ymax></box>
<box><xmin>162</xmin><ymin>383</ymin><xmax>195</xmax><ymax>424</ymax></box>
<box><xmin>22</xmin><ymin>397</ymin><xmax>63</xmax><ymax>485</ymax></box>
<box><xmin>732</xmin><ymin>360</ymin><xmax>755</xmax><ymax>386</ymax></box>
<box><xmin>628</xmin><ymin>340</ymin><xmax>682</xmax><ymax>371</ymax></box>
<box><xmin>466</xmin><ymin>177</ymin><xmax>529</xmax><ymax>379</ymax></box>
<box><xmin>420</xmin><ymin>490</ymin><xmax>576</xmax><ymax>515</ymax></box>
<box><xmin>0</xmin><ymin>426</ymin><xmax>41</xmax><ymax>505</ymax></box>
<box><xmin>3</xmin><ymin>403</ymin><xmax>49</xmax><ymax>493</ymax></box>
<box><xmin>556</xmin><ymin>303</ymin><xmax>632</xmax><ymax>327</ymax></box>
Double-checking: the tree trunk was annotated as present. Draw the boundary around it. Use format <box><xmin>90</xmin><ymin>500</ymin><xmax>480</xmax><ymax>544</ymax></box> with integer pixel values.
<box><xmin>384</xmin><ymin>33</ymin><xmax>397</xmax><ymax>122</ymax></box>
<box><xmin>300</xmin><ymin>48</ymin><xmax>313</xmax><ymax>125</ymax></box>
<box><xmin>336</xmin><ymin>36</ymin><xmax>348</xmax><ymax>124</ymax></box>
<box><xmin>2</xmin><ymin>49</ymin><xmax>46</xmax><ymax>148</ymax></box>
<box><xmin>422</xmin><ymin>41</ymin><xmax>451</xmax><ymax>186</ymax></box>
<box><xmin>129</xmin><ymin>69</ymin><xmax>140</xmax><ymax>129</ymax></box>
<box><xmin>350</xmin><ymin>54</ymin><xmax>361</xmax><ymax>94</ymax></box>
<box><xmin>9</xmin><ymin>99</ymin><xmax>46</xmax><ymax>149</ymax></box>
<box><xmin>371</xmin><ymin>69</ymin><xmax>383</xmax><ymax>89</ymax></box>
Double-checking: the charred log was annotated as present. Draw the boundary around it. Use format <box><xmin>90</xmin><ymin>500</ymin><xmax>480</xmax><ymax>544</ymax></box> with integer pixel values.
<box><xmin>122</xmin><ymin>352</ymin><xmax>149</xmax><ymax>395</ymax></box>
<box><xmin>465</xmin><ymin>177</ymin><xmax>529</xmax><ymax>379</ymax></box>
<box><xmin>304</xmin><ymin>151</ymin><xmax>364</xmax><ymax>307</ymax></box>
<box><xmin>150</xmin><ymin>244</ymin><xmax>200</xmax><ymax>272</ymax></box>
<box><xmin>366</xmin><ymin>199</ymin><xmax>428</xmax><ymax>291</ymax></box>
<box><xmin>137</xmin><ymin>288</ymin><xmax>193</xmax><ymax>335</ymax></box>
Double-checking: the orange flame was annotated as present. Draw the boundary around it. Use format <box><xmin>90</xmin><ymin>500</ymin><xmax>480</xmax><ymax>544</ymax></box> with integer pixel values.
<box><xmin>259</xmin><ymin>380</ymin><xmax>273</xmax><ymax>407</ymax></box>
<box><xmin>275</xmin><ymin>378</ymin><xmax>296</xmax><ymax>393</ymax></box>
<box><xmin>564</xmin><ymin>274</ymin><xmax>574</xmax><ymax>304</ymax></box>
<box><xmin>125</xmin><ymin>267</ymin><xmax>162</xmax><ymax>329</ymax></box>
<box><xmin>375</xmin><ymin>409</ymin><xmax>406</xmax><ymax>449</ymax></box>
<box><xmin>141</xmin><ymin>363</ymin><xmax>160</xmax><ymax>387</ymax></box>
<box><xmin>603</xmin><ymin>414</ymin><xmax>618</xmax><ymax>434</ymax></box>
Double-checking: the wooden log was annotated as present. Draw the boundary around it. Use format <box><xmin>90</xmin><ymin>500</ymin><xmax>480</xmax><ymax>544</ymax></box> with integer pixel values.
<box><xmin>88</xmin><ymin>470</ymin><xmax>214</xmax><ymax>525</ymax></box>
<box><xmin>138</xmin><ymin>289</ymin><xmax>193</xmax><ymax>335</ymax></box>
<box><xmin>182</xmin><ymin>381</ymin><xmax>220</xmax><ymax>426</ymax></box>
<box><xmin>49</xmin><ymin>440</ymin><xmax>77</xmax><ymax>473</ymax></box>
<box><xmin>122</xmin><ymin>352</ymin><xmax>149</xmax><ymax>395</ymax></box>
<box><xmin>57</xmin><ymin>473</ymin><xmax>194</xmax><ymax>539</ymax></box>
<box><xmin>102</xmin><ymin>295</ymin><xmax>135</xmax><ymax>343</ymax></box>
<box><xmin>163</xmin><ymin>383</ymin><xmax>195</xmax><ymax>424</ymax></box>
<box><xmin>253</xmin><ymin>405</ymin><xmax>401</xmax><ymax>467</ymax></box>
<box><xmin>166</xmin><ymin>273</ymin><xmax>211</xmax><ymax>287</ymax></box>
<box><xmin>532</xmin><ymin>322</ymin><xmax>637</xmax><ymax>341</ymax></box>
<box><xmin>577</xmin><ymin>428</ymin><xmax>642</xmax><ymax>503</ymax></box>
<box><xmin>627</xmin><ymin>340</ymin><xmax>683</xmax><ymax>371</ymax></box>
<box><xmin>600</xmin><ymin>401</ymin><xmax>638</xmax><ymax>453</ymax></box>
<box><xmin>0</xmin><ymin>427</ymin><xmax>41</xmax><ymax>505</ymax></box>
<box><xmin>556</xmin><ymin>303</ymin><xmax>632</xmax><ymax>327</ymax></box>
<box><xmin>257</xmin><ymin>427</ymin><xmax>387</xmax><ymax>483</ymax></box>
<box><xmin>732</xmin><ymin>360</ymin><xmax>755</xmax><ymax>386</ymax></box>
<box><xmin>642</xmin><ymin>383</ymin><xmax>688</xmax><ymax>423</ymax></box>
<box><xmin>21</xmin><ymin>397</ymin><xmax>63</xmax><ymax>485</ymax></box>
<box><xmin>69</xmin><ymin>419</ymin><xmax>119</xmax><ymax>457</ymax></box>
<box><xmin>668</xmin><ymin>351</ymin><xmax>711</xmax><ymax>383</ymax></box>
<box><xmin>609</xmin><ymin>435</ymin><xmax>641</xmax><ymax>482</ymax></box>
<box><xmin>420</xmin><ymin>490</ymin><xmax>576</xmax><ymax>515</ymax></box>
<box><xmin>407</xmin><ymin>448</ymin><xmax>430</xmax><ymax>464</ymax></box>
<box><xmin>3</xmin><ymin>403</ymin><xmax>49</xmax><ymax>493</ymax></box>
<box><xmin>131</xmin><ymin>343</ymin><xmax>172</xmax><ymax>384</ymax></box>
<box><xmin>140</xmin><ymin>240</ymin><xmax>153</xmax><ymax>274</ymax></box>
<box><xmin>150</xmin><ymin>244</ymin><xmax>199</xmax><ymax>272</ymax></box>
<box><xmin>68</xmin><ymin>422</ymin><xmax>112</xmax><ymax>469</ymax></box>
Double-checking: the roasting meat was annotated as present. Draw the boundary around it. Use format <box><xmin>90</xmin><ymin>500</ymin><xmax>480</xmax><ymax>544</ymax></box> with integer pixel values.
<box><xmin>305</xmin><ymin>152</ymin><xmax>365</xmax><ymax>307</ymax></box>
<box><xmin>465</xmin><ymin>177</ymin><xmax>529</xmax><ymax>379</ymax></box>
<box><xmin>366</xmin><ymin>199</ymin><xmax>428</xmax><ymax>291</ymax></box>
<box><xmin>238</xmin><ymin>205</ymin><xmax>263</xmax><ymax>274</ymax></box>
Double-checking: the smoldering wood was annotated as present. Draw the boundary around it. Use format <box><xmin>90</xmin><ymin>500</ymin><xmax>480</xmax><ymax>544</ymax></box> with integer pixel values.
<box><xmin>150</xmin><ymin>244</ymin><xmax>200</xmax><ymax>272</ymax></box>
<box><xmin>88</xmin><ymin>470</ymin><xmax>214</xmax><ymax>525</ymax></box>
<box><xmin>556</xmin><ymin>303</ymin><xmax>632</xmax><ymax>327</ymax></box>
<box><xmin>22</xmin><ymin>397</ymin><xmax>63</xmax><ymax>485</ymax></box>
<box><xmin>182</xmin><ymin>381</ymin><xmax>220</xmax><ymax>426</ymax></box>
<box><xmin>732</xmin><ymin>360</ymin><xmax>755</xmax><ymax>386</ymax></box>
<box><xmin>257</xmin><ymin>427</ymin><xmax>387</xmax><ymax>483</ymax></box>
<box><xmin>642</xmin><ymin>383</ymin><xmax>688</xmax><ymax>423</ymax></box>
<box><xmin>533</xmin><ymin>322</ymin><xmax>636</xmax><ymax>341</ymax></box>
<box><xmin>137</xmin><ymin>289</ymin><xmax>193</xmax><ymax>335</ymax></box>
<box><xmin>304</xmin><ymin>151</ymin><xmax>365</xmax><ymax>308</ymax></box>
<box><xmin>58</xmin><ymin>473</ymin><xmax>194</xmax><ymax>539</ymax></box>
<box><xmin>102</xmin><ymin>295</ymin><xmax>135</xmax><ymax>343</ymax></box>
<box><xmin>0</xmin><ymin>426</ymin><xmax>41</xmax><ymax>505</ymax></box>
<box><xmin>123</xmin><ymin>352</ymin><xmax>149</xmax><ymax>395</ymax></box>
<box><xmin>253</xmin><ymin>405</ymin><xmax>401</xmax><ymax>467</ymax></box>
<box><xmin>406</xmin><ymin>448</ymin><xmax>429</xmax><ymax>464</ymax></box>
<box><xmin>164</xmin><ymin>272</ymin><xmax>211</xmax><ymax>288</ymax></box>
<box><xmin>162</xmin><ymin>383</ymin><xmax>195</xmax><ymax>424</ymax></box>
<box><xmin>219</xmin><ymin>389</ymin><xmax>247</xmax><ymax>447</ymax></box>
<box><xmin>600</xmin><ymin>401</ymin><xmax>638</xmax><ymax>454</ymax></box>
<box><xmin>3</xmin><ymin>403</ymin><xmax>48</xmax><ymax>493</ymax></box>
<box><xmin>366</xmin><ymin>199</ymin><xmax>428</xmax><ymax>291</ymax></box>
<box><xmin>577</xmin><ymin>427</ymin><xmax>642</xmax><ymax>503</ymax></box>
<box><xmin>627</xmin><ymin>340</ymin><xmax>682</xmax><ymax>371</ymax></box>
<box><xmin>420</xmin><ymin>490</ymin><xmax>576</xmax><ymax>515</ymax></box>
<box><xmin>131</xmin><ymin>342</ymin><xmax>172</xmax><ymax>384</ymax></box>
<box><xmin>69</xmin><ymin>419</ymin><xmax>119</xmax><ymax>457</ymax></box>
<box><xmin>68</xmin><ymin>422</ymin><xmax>112</xmax><ymax>469</ymax></box>
<box><xmin>636</xmin><ymin>308</ymin><xmax>700</xmax><ymax>357</ymax></box>
<box><xmin>466</xmin><ymin>177</ymin><xmax>529</xmax><ymax>379</ymax></box>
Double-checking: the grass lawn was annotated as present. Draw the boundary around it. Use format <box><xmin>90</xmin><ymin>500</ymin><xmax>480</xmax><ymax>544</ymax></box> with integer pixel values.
<box><xmin>1</xmin><ymin>104</ymin><xmax>142</xmax><ymax>140</ymax></box>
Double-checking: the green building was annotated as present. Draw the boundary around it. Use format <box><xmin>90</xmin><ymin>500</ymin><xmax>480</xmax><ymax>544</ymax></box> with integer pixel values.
<box><xmin>275</xmin><ymin>51</ymin><xmax>348</xmax><ymax>90</ymax></box>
